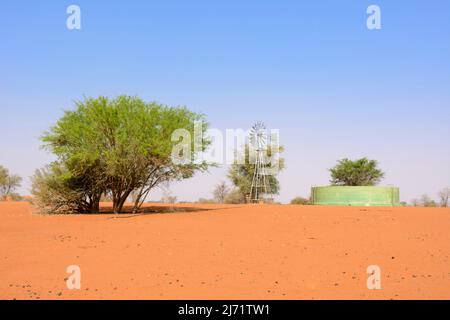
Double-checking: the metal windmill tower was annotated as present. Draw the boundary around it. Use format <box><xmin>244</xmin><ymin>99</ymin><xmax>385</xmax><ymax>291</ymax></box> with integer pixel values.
<box><xmin>249</xmin><ymin>122</ymin><xmax>273</xmax><ymax>203</ymax></box>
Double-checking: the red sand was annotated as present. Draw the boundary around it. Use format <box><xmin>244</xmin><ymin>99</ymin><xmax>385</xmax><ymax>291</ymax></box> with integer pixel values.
<box><xmin>1</xmin><ymin>201</ymin><xmax>450</xmax><ymax>300</ymax></box>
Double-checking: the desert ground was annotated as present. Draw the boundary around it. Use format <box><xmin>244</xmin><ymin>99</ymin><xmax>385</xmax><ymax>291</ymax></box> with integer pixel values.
<box><xmin>1</xmin><ymin>201</ymin><xmax>450</xmax><ymax>300</ymax></box>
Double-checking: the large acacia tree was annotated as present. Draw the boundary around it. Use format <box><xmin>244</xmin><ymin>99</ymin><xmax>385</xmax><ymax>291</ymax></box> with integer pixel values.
<box><xmin>329</xmin><ymin>157</ymin><xmax>384</xmax><ymax>186</ymax></box>
<box><xmin>34</xmin><ymin>95</ymin><xmax>210</xmax><ymax>213</ymax></box>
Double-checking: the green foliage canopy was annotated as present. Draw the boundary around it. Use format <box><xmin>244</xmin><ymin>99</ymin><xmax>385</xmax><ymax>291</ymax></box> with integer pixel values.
<box><xmin>35</xmin><ymin>95</ymin><xmax>210</xmax><ymax>213</ymax></box>
<box><xmin>0</xmin><ymin>165</ymin><xmax>22</xmax><ymax>200</ymax></box>
<box><xmin>329</xmin><ymin>157</ymin><xmax>384</xmax><ymax>186</ymax></box>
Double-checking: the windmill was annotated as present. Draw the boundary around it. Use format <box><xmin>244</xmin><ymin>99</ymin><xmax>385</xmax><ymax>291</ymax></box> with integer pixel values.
<box><xmin>249</xmin><ymin>122</ymin><xmax>273</xmax><ymax>203</ymax></box>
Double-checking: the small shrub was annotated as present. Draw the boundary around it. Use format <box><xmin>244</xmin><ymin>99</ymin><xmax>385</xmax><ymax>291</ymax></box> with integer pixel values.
<box><xmin>290</xmin><ymin>197</ymin><xmax>311</xmax><ymax>205</ymax></box>
<box><xmin>224</xmin><ymin>189</ymin><xmax>246</xmax><ymax>204</ymax></box>
<box><xmin>197</xmin><ymin>198</ymin><xmax>216</xmax><ymax>204</ymax></box>
<box><xmin>420</xmin><ymin>194</ymin><xmax>437</xmax><ymax>207</ymax></box>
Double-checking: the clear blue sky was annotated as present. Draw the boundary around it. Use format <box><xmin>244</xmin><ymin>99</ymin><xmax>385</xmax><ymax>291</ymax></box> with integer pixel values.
<box><xmin>1</xmin><ymin>0</ymin><xmax>449</xmax><ymax>203</ymax></box>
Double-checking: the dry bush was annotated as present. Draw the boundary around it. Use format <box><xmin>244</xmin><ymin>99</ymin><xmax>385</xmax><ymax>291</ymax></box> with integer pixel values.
<box><xmin>290</xmin><ymin>197</ymin><xmax>311</xmax><ymax>205</ymax></box>
<box><xmin>197</xmin><ymin>198</ymin><xmax>216</xmax><ymax>204</ymax></box>
<box><xmin>224</xmin><ymin>189</ymin><xmax>246</xmax><ymax>204</ymax></box>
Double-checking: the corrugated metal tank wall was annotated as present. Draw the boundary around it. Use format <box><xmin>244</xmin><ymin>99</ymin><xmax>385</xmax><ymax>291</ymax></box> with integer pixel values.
<box><xmin>311</xmin><ymin>186</ymin><xmax>400</xmax><ymax>206</ymax></box>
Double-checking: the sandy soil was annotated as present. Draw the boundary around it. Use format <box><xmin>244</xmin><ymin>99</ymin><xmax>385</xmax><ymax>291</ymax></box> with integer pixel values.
<box><xmin>1</xmin><ymin>201</ymin><xmax>449</xmax><ymax>300</ymax></box>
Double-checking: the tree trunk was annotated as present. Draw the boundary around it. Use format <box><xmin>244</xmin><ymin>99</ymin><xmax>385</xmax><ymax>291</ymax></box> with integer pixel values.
<box><xmin>132</xmin><ymin>197</ymin><xmax>141</xmax><ymax>214</ymax></box>
<box><xmin>116</xmin><ymin>196</ymin><xmax>127</xmax><ymax>213</ymax></box>
<box><xmin>91</xmin><ymin>193</ymin><xmax>101</xmax><ymax>213</ymax></box>
<box><xmin>114</xmin><ymin>190</ymin><xmax>132</xmax><ymax>213</ymax></box>
<box><xmin>112</xmin><ymin>193</ymin><xmax>119</xmax><ymax>214</ymax></box>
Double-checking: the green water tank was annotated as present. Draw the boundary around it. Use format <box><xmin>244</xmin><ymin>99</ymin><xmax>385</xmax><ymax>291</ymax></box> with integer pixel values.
<box><xmin>311</xmin><ymin>186</ymin><xmax>400</xmax><ymax>206</ymax></box>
